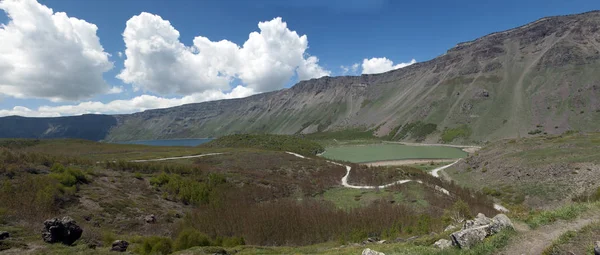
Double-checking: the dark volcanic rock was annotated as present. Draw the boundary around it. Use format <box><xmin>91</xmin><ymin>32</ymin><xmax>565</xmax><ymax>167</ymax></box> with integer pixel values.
<box><xmin>111</xmin><ymin>240</ymin><xmax>129</xmax><ymax>252</ymax></box>
<box><xmin>42</xmin><ymin>217</ymin><xmax>83</xmax><ymax>245</ymax></box>
<box><xmin>0</xmin><ymin>231</ymin><xmax>9</xmax><ymax>240</ymax></box>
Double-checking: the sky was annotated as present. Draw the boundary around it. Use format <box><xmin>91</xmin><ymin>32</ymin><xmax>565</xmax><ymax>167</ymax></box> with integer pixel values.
<box><xmin>0</xmin><ymin>0</ymin><xmax>599</xmax><ymax>117</ymax></box>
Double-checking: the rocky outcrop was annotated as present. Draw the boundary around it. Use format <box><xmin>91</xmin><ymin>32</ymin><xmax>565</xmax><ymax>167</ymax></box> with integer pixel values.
<box><xmin>433</xmin><ymin>239</ymin><xmax>453</xmax><ymax>249</ymax></box>
<box><xmin>0</xmin><ymin>231</ymin><xmax>9</xmax><ymax>240</ymax></box>
<box><xmin>144</xmin><ymin>214</ymin><xmax>156</xmax><ymax>224</ymax></box>
<box><xmin>450</xmin><ymin>213</ymin><xmax>513</xmax><ymax>249</ymax></box>
<box><xmin>362</xmin><ymin>248</ymin><xmax>385</xmax><ymax>255</ymax></box>
<box><xmin>42</xmin><ymin>217</ymin><xmax>83</xmax><ymax>245</ymax></box>
<box><xmin>111</xmin><ymin>240</ymin><xmax>129</xmax><ymax>252</ymax></box>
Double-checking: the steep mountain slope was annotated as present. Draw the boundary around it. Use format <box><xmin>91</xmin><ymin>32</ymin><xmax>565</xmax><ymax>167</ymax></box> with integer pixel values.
<box><xmin>1</xmin><ymin>11</ymin><xmax>600</xmax><ymax>143</ymax></box>
<box><xmin>105</xmin><ymin>11</ymin><xmax>600</xmax><ymax>142</ymax></box>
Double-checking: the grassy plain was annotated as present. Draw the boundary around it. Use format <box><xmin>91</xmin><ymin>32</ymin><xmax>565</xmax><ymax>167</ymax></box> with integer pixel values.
<box><xmin>321</xmin><ymin>144</ymin><xmax>467</xmax><ymax>163</ymax></box>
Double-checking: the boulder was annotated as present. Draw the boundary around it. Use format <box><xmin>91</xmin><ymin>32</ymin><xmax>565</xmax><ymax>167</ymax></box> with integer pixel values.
<box><xmin>451</xmin><ymin>225</ymin><xmax>488</xmax><ymax>249</ymax></box>
<box><xmin>144</xmin><ymin>214</ymin><xmax>156</xmax><ymax>224</ymax></box>
<box><xmin>489</xmin><ymin>214</ymin><xmax>514</xmax><ymax>234</ymax></box>
<box><xmin>462</xmin><ymin>213</ymin><xmax>492</xmax><ymax>230</ymax></box>
<box><xmin>0</xmin><ymin>231</ymin><xmax>9</xmax><ymax>240</ymax></box>
<box><xmin>111</xmin><ymin>240</ymin><xmax>129</xmax><ymax>252</ymax></box>
<box><xmin>595</xmin><ymin>241</ymin><xmax>600</xmax><ymax>255</ymax></box>
<box><xmin>362</xmin><ymin>248</ymin><xmax>385</xmax><ymax>255</ymax></box>
<box><xmin>433</xmin><ymin>239</ymin><xmax>453</xmax><ymax>249</ymax></box>
<box><xmin>42</xmin><ymin>216</ymin><xmax>83</xmax><ymax>245</ymax></box>
<box><xmin>444</xmin><ymin>224</ymin><xmax>458</xmax><ymax>232</ymax></box>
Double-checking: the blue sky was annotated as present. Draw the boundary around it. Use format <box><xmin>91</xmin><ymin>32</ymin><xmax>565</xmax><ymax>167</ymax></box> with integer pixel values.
<box><xmin>0</xmin><ymin>0</ymin><xmax>599</xmax><ymax>117</ymax></box>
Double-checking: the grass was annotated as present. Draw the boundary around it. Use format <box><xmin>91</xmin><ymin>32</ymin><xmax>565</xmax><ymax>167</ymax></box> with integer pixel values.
<box><xmin>393</xmin><ymin>121</ymin><xmax>438</xmax><ymax>141</ymax></box>
<box><xmin>542</xmin><ymin>221</ymin><xmax>600</xmax><ymax>255</ymax></box>
<box><xmin>523</xmin><ymin>202</ymin><xmax>599</xmax><ymax>228</ymax></box>
<box><xmin>321</xmin><ymin>144</ymin><xmax>467</xmax><ymax>163</ymax></box>
<box><xmin>203</xmin><ymin>134</ymin><xmax>324</xmax><ymax>156</ymax></box>
<box><xmin>441</xmin><ymin>125</ymin><xmax>472</xmax><ymax>143</ymax></box>
<box><xmin>321</xmin><ymin>187</ymin><xmax>411</xmax><ymax>210</ymax></box>
<box><xmin>304</xmin><ymin>129</ymin><xmax>376</xmax><ymax>140</ymax></box>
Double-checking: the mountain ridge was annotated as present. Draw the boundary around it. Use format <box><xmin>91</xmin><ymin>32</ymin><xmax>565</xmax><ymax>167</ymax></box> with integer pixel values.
<box><xmin>2</xmin><ymin>10</ymin><xmax>600</xmax><ymax>142</ymax></box>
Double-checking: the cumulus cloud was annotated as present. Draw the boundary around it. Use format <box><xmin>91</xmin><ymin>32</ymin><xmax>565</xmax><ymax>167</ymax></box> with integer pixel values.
<box><xmin>0</xmin><ymin>86</ymin><xmax>255</xmax><ymax>117</ymax></box>
<box><xmin>117</xmin><ymin>51</ymin><xmax>123</xmax><ymax>58</ymax></box>
<box><xmin>0</xmin><ymin>0</ymin><xmax>113</xmax><ymax>101</ymax></box>
<box><xmin>118</xmin><ymin>14</ymin><xmax>329</xmax><ymax>95</ymax></box>
<box><xmin>361</xmin><ymin>57</ymin><xmax>416</xmax><ymax>74</ymax></box>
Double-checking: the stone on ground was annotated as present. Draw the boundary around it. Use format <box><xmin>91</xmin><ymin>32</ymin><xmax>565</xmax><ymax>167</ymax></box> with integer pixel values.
<box><xmin>362</xmin><ymin>248</ymin><xmax>385</xmax><ymax>255</ymax></box>
<box><xmin>0</xmin><ymin>231</ymin><xmax>9</xmax><ymax>240</ymax></box>
<box><xmin>41</xmin><ymin>216</ymin><xmax>83</xmax><ymax>245</ymax></box>
<box><xmin>433</xmin><ymin>239</ymin><xmax>453</xmax><ymax>249</ymax></box>
<box><xmin>111</xmin><ymin>240</ymin><xmax>129</xmax><ymax>252</ymax></box>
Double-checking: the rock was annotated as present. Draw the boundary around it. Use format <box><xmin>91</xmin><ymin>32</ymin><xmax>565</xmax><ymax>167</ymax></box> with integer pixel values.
<box><xmin>111</xmin><ymin>240</ymin><xmax>129</xmax><ymax>252</ymax></box>
<box><xmin>433</xmin><ymin>239</ymin><xmax>453</xmax><ymax>249</ymax></box>
<box><xmin>144</xmin><ymin>214</ymin><xmax>156</xmax><ymax>224</ymax></box>
<box><xmin>480</xmin><ymin>90</ymin><xmax>490</xmax><ymax>98</ymax></box>
<box><xmin>444</xmin><ymin>224</ymin><xmax>458</xmax><ymax>232</ymax></box>
<box><xmin>489</xmin><ymin>214</ymin><xmax>514</xmax><ymax>234</ymax></box>
<box><xmin>462</xmin><ymin>213</ymin><xmax>492</xmax><ymax>230</ymax></box>
<box><xmin>595</xmin><ymin>241</ymin><xmax>600</xmax><ymax>255</ymax></box>
<box><xmin>376</xmin><ymin>240</ymin><xmax>387</xmax><ymax>244</ymax></box>
<box><xmin>0</xmin><ymin>231</ymin><xmax>9</xmax><ymax>240</ymax></box>
<box><xmin>366</xmin><ymin>237</ymin><xmax>379</xmax><ymax>243</ymax></box>
<box><xmin>451</xmin><ymin>225</ymin><xmax>488</xmax><ymax>249</ymax></box>
<box><xmin>362</xmin><ymin>248</ymin><xmax>385</xmax><ymax>255</ymax></box>
<box><xmin>41</xmin><ymin>216</ymin><xmax>83</xmax><ymax>245</ymax></box>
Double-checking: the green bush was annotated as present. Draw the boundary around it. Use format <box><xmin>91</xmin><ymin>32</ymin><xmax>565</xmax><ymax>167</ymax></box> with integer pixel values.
<box><xmin>174</xmin><ymin>229</ymin><xmax>212</xmax><ymax>251</ymax></box>
<box><xmin>150</xmin><ymin>173</ymin><xmax>225</xmax><ymax>205</ymax></box>
<box><xmin>140</xmin><ymin>236</ymin><xmax>173</xmax><ymax>255</ymax></box>
<box><xmin>221</xmin><ymin>236</ymin><xmax>245</xmax><ymax>247</ymax></box>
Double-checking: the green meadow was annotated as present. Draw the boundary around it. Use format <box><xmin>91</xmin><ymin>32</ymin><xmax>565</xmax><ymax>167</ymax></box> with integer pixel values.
<box><xmin>320</xmin><ymin>143</ymin><xmax>467</xmax><ymax>163</ymax></box>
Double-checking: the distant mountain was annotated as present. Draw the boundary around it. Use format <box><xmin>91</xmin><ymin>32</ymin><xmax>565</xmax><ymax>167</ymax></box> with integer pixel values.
<box><xmin>0</xmin><ymin>115</ymin><xmax>116</xmax><ymax>141</ymax></box>
<box><xmin>2</xmin><ymin>11</ymin><xmax>600</xmax><ymax>143</ymax></box>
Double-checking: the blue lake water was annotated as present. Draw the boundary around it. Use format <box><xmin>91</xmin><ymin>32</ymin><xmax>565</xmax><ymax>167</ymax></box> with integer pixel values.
<box><xmin>117</xmin><ymin>138</ymin><xmax>214</xmax><ymax>147</ymax></box>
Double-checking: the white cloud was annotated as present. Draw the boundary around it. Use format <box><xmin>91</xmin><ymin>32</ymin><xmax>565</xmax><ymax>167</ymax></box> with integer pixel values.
<box><xmin>118</xmin><ymin>14</ymin><xmax>329</xmax><ymax>95</ymax></box>
<box><xmin>340</xmin><ymin>65</ymin><xmax>349</xmax><ymax>74</ymax></box>
<box><xmin>340</xmin><ymin>63</ymin><xmax>361</xmax><ymax>75</ymax></box>
<box><xmin>361</xmin><ymin>57</ymin><xmax>416</xmax><ymax>74</ymax></box>
<box><xmin>0</xmin><ymin>86</ymin><xmax>255</xmax><ymax>117</ymax></box>
<box><xmin>0</xmin><ymin>0</ymin><xmax>113</xmax><ymax>101</ymax></box>
<box><xmin>107</xmin><ymin>86</ymin><xmax>124</xmax><ymax>94</ymax></box>
<box><xmin>117</xmin><ymin>51</ymin><xmax>123</xmax><ymax>58</ymax></box>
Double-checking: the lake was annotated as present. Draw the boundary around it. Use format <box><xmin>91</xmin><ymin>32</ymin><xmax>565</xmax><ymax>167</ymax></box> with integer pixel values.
<box><xmin>117</xmin><ymin>138</ymin><xmax>214</xmax><ymax>147</ymax></box>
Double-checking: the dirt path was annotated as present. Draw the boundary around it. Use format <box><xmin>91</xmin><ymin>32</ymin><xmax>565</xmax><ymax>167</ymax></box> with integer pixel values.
<box><xmin>499</xmin><ymin>211</ymin><xmax>600</xmax><ymax>255</ymax></box>
<box><xmin>129</xmin><ymin>153</ymin><xmax>224</xmax><ymax>162</ymax></box>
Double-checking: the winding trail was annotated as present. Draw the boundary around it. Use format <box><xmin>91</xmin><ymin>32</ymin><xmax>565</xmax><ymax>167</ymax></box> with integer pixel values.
<box><xmin>128</xmin><ymin>153</ymin><xmax>224</xmax><ymax>162</ymax></box>
<box><xmin>130</xmin><ymin>151</ymin><xmax>507</xmax><ymax>212</ymax></box>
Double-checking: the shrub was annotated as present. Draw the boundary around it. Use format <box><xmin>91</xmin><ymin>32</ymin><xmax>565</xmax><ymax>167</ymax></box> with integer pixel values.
<box><xmin>139</xmin><ymin>236</ymin><xmax>173</xmax><ymax>255</ymax></box>
<box><xmin>174</xmin><ymin>229</ymin><xmax>212</xmax><ymax>251</ymax></box>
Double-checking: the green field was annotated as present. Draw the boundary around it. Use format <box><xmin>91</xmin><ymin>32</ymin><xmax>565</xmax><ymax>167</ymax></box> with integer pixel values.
<box><xmin>320</xmin><ymin>144</ymin><xmax>468</xmax><ymax>163</ymax></box>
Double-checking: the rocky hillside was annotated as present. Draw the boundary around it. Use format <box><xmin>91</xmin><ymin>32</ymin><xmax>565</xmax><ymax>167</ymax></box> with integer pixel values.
<box><xmin>3</xmin><ymin>11</ymin><xmax>600</xmax><ymax>142</ymax></box>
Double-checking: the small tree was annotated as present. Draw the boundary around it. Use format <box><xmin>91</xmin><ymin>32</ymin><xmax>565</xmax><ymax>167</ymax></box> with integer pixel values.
<box><xmin>442</xmin><ymin>199</ymin><xmax>472</xmax><ymax>226</ymax></box>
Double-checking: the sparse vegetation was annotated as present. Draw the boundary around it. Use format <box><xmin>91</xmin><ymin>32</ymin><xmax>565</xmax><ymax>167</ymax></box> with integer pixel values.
<box><xmin>441</xmin><ymin>125</ymin><xmax>472</xmax><ymax>143</ymax></box>
<box><xmin>394</xmin><ymin>121</ymin><xmax>437</xmax><ymax>141</ymax></box>
<box><xmin>204</xmin><ymin>134</ymin><xmax>324</xmax><ymax>155</ymax></box>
